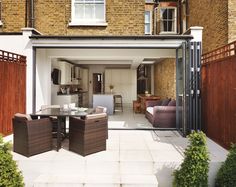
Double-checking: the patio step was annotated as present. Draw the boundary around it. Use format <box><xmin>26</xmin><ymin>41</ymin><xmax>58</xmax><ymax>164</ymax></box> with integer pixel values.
<box><xmin>33</xmin><ymin>174</ymin><xmax>158</xmax><ymax>187</ymax></box>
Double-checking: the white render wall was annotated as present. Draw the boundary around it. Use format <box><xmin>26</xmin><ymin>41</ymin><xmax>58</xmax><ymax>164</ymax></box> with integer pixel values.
<box><xmin>35</xmin><ymin>49</ymin><xmax>52</xmax><ymax>111</ymax></box>
<box><xmin>0</xmin><ymin>31</ymin><xmax>33</xmax><ymax>113</ymax></box>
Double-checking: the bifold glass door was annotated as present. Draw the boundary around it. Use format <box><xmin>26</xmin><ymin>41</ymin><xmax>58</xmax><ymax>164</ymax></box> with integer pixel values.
<box><xmin>176</xmin><ymin>42</ymin><xmax>202</xmax><ymax>136</ymax></box>
<box><xmin>176</xmin><ymin>42</ymin><xmax>189</xmax><ymax>136</ymax></box>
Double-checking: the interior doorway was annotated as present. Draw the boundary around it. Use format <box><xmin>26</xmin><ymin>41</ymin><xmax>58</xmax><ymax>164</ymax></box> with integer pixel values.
<box><xmin>93</xmin><ymin>73</ymin><xmax>103</xmax><ymax>94</ymax></box>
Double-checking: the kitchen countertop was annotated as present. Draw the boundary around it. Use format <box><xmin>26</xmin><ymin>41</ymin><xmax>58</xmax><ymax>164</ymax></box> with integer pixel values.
<box><xmin>57</xmin><ymin>91</ymin><xmax>88</xmax><ymax>95</ymax></box>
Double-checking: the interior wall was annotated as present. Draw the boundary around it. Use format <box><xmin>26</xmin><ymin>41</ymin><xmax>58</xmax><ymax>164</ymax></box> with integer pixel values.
<box><xmin>36</xmin><ymin>49</ymin><xmax>52</xmax><ymax>111</ymax></box>
<box><xmin>154</xmin><ymin>58</ymin><xmax>176</xmax><ymax>99</ymax></box>
<box><xmin>87</xmin><ymin>64</ymin><xmax>107</xmax><ymax>107</ymax></box>
<box><xmin>105</xmin><ymin>69</ymin><xmax>137</xmax><ymax>104</ymax></box>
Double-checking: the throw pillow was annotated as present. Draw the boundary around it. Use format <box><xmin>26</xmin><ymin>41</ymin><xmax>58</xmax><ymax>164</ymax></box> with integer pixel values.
<box><xmin>168</xmin><ymin>100</ymin><xmax>176</xmax><ymax>106</ymax></box>
<box><xmin>162</xmin><ymin>98</ymin><xmax>171</xmax><ymax>106</ymax></box>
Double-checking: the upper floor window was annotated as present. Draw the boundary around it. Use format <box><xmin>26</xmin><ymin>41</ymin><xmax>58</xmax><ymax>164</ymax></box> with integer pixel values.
<box><xmin>145</xmin><ymin>11</ymin><xmax>152</xmax><ymax>35</ymax></box>
<box><xmin>160</xmin><ymin>7</ymin><xmax>176</xmax><ymax>34</ymax></box>
<box><xmin>70</xmin><ymin>0</ymin><xmax>107</xmax><ymax>26</ymax></box>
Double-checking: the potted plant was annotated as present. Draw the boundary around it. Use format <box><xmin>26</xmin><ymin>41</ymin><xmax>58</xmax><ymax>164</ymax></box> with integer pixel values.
<box><xmin>0</xmin><ymin>135</ymin><xmax>24</xmax><ymax>186</ymax></box>
<box><xmin>215</xmin><ymin>144</ymin><xmax>236</xmax><ymax>187</ymax></box>
<box><xmin>109</xmin><ymin>84</ymin><xmax>114</xmax><ymax>93</ymax></box>
<box><xmin>173</xmin><ymin>131</ymin><xmax>210</xmax><ymax>187</ymax></box>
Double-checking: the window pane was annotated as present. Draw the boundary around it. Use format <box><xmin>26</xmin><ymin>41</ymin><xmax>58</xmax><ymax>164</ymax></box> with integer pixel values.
<box><xmin>161</xmin><ymin>9</ymin><xmax>167</xmax><ymax>19</ymax></box>
<box><xmin>95</xmin><ymin>4</ymin><xmax>104</xmax><ymax>20</ymax></box>
<box><xmin>85</xmin><ymin>4</ymin><xmax>94</xmax><ymax>19</ymax></box>
<box><xmin>145</xmin><ymin>12</ymin><xmax>150</xmax><ymax>23</ymax></box>
<box><xmin>168</xmin><ymin>9</ymin><xmax>174</xmax><ymax>19</ymax></box>
<box><xmin>145</xmin><ymin>24</ymin><xmax>150</xmax><ymax>34</ymax></box>
<box><xmin>75</xmin><ymin>4</ymin><xmax>84</xmax><ymax>19</ymax></box>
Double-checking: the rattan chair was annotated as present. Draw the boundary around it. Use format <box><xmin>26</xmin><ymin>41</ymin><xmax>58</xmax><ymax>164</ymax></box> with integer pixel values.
<box><xmin>41</xmin><ymin>105</ymin><xmax>66</xmax><ymax>138</ymax></box>
<box><xmin>95</xmin><ymin>106</ymin><xmax>108</xmax><ymax>138</ymax></box>
<box><xmin>12</xmin><ymin>113</ymin><xmax>53</xmax><ymax>157</ymax></box>
<box><xmin>69</xmin><ymin>113</ymin><xmax>108</xmax><ymax>156</ymax></box>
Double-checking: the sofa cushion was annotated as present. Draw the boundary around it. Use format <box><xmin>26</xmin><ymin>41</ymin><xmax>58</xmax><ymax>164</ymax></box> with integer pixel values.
<box><xmin>146</xmin><ymin>107</ymin><xmax>153</xmax><ymax>115</ymax></box>
<box><xmin>162</xmin><ymin>98</ymin><xmax>171</xmax><ymax>106</ymax></box>
<box><xmin>168</xmin><ymin>100</ymin><xmax>176</xmax><ymax>106</ymax></box>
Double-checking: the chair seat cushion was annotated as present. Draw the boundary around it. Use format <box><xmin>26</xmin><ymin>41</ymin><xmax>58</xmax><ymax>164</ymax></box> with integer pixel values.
<box><xmin>14</xmin><ymin>113</ymin><xmax>32</xmax><ymax>121</ymax></box>
<box><xmin>86</xmin><ymin>113</ymin><xmax>107</xmax><ymax>120</ymax></box>
<box><xmin>146</xmin><ymin>107</ymin><xmax>153</xmax><ymax>115</ymax></box>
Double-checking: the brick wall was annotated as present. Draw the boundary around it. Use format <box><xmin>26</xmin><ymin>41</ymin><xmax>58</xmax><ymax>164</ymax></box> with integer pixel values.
<box><xmin>188</xmin><ymin>0</ymin><xmax>228</xmax><ymax>53</ymax></box>
<box><xmin>34</xmin><ymin>0</ymin><xmax>144</xmax><ymax>35</ymax></box>
<box><xmin>228</xmin><ymin>0</ymin><xmax>236</xmax><ymax>43</ymax></box>
<box><xmin>0</xmin><ymin>0</ymin><xmax>26</xmax><ymax>32</ymax></box>
<box><xmin>154</xmin><ymin>58</ymin><xmax>176</xmax><ymax>99</ymax></box>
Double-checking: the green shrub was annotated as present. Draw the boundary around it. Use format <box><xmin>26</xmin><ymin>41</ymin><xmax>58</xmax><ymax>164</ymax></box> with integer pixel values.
<box><xmin>0</xmin><ymin>135</ymin><xmax>24</xmax><ymax>187</ymax></box>
<box><xmin>173</xmin><ymin>131</ymin><xmax>210</xmax><ymax>187</ymax></box>
<box><xmin>215</xmin><ymin>144</ymin><xmax>236</xmax><ymax>187</ymax></box>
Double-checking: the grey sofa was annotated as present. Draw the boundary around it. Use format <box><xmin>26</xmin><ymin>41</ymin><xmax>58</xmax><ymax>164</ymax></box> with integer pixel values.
<box><xmin>145</xmin><ymin>99</ymin><xmax>176</xmax><ymax>128</ymax></box>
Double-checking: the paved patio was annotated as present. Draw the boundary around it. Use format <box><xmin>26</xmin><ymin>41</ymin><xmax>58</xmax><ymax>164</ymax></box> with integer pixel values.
<box><xmin>4</xmin><ymin>106</ymin><xmax>228</xmax><ymax>187</ymax></box>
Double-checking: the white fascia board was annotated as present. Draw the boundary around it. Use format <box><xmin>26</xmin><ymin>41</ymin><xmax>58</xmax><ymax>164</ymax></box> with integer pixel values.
<box><xmin>31</xmin><ymin>39</ymin><xmax>186</xmax><ymax>48</ymax></box>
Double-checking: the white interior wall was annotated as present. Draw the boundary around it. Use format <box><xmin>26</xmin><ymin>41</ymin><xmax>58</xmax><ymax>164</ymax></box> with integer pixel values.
<box><xmin>105</xmin><ymin>69</ymin><xmax>137</xmax><ymax>104</ymax></box>
<box><xmin>35</xmin><ymin>49</ymin><xmax>52</xmax><ymax>111</ymax></box>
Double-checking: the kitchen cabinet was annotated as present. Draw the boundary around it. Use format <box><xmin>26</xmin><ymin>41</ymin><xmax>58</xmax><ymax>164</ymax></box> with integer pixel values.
<box><xmin>58</xmin><ymin>61</ymin><xmax>73</xmax><ymax>84</ymax></box>
<box><xmin>81</xmin><ymin>68</ymin><xmax>89</xmax><ymax>91</ymax></box>
<box><xmin>51</xmin><ymin>94</ymin><xmax>79</xmax><ymax>106</ymax></box>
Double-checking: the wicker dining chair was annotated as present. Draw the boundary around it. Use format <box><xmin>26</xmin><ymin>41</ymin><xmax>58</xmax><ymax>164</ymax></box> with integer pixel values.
<box><xmin>69</xmin><ymin>113</ymin><xmax>108</xmax><ymax>156</ymax></box>
<box><xmin>41</xmin><ymin>105</ymin><xmax>66</xmax><ymax>138</ymax></box>
<box><xmin>12</xmin><ymin>113</ymin><xmax>53</xmax><ymax>157</ymax></box>
<box><xmin>94</xmin><ymin>106</ymin><xmax>108</xmax><ymax>139</ymax></box>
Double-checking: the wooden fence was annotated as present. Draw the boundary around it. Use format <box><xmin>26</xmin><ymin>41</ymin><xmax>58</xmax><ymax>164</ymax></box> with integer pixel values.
<box><xmin>0</xmin><ymin>50</ymin><xmax>26</xmax><ymax>136</ymax></box>
<box><xmin>202</xmin><ymin>41</ymin><xmax>236</xmax><ymax>149</ymax></box>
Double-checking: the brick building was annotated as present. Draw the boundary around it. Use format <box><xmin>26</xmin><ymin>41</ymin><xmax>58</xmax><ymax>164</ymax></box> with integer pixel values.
<box><xmin>0</xmin><ymin>0</ymin><xmax>203</xmax><ymax>137</ymax></box>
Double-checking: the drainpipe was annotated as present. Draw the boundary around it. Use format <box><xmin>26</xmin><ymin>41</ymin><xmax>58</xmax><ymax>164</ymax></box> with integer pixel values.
<box><xmin>30</xmin><ymin>0</ymin><xmax>35</xmax><ymax>28</ymax></box>
<box><xmin>25</xmin><ymin>0</ymin><xmax>28</xmax><ymax>27</ymax></box>
<box><xmin>178</xmin><ymin>0</ymin><xmax>182</xmax><ymax>34</ymax></box>
<box><xmin>186</xmin><ymin>0</ymin><xmax>189</xmax><ymax>29</ymax></box>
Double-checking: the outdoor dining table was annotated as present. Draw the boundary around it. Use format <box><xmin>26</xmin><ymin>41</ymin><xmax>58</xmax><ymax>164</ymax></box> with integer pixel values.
<box><xmin>31</xmin><ymin>108</ymin><xmax>94</xmax><ymax>151</ymax></box>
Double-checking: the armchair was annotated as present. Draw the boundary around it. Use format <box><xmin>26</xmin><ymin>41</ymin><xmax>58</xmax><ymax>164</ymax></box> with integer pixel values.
<box><xmin>12</xmin><ymin>113</ymin><xmax>53</xmax><ymax>157</ymax></box>
<box><xmin>145</xmin><ymin>99</ymin><xmax>176</xmax><ymax>128</ymax></box>
<box><xmin>69</xmin><ymin>113</ymin><xmax>108</xmax><ymax>156</ymax></box>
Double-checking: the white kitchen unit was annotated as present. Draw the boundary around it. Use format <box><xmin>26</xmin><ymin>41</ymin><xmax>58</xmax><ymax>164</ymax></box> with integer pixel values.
<box><xmin>52</xmin><ymin>94</ymin><xmax>78</xmax><ymax>106</ymax></box>
<box><xmin>58</xmin><ymin>61</ymin><xmax>73</xmax><ymax>84</ymax></box>
<box><xmin>81</xmin><ymin>68</ymin><xmax>89</xmax><ymax>91</ymax></box>
<box><xmin>93</xmin><ymin>94</ymin><xmax>114</xmax><ymax>115</ymax></box>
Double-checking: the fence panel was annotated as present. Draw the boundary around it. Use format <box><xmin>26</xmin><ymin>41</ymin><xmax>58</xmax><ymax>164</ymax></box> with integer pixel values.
<box><xmin>0</xmin><ymin>50</ymin><xmax>26</xmax><ymax>136</ymax></box>
<box><xmin>202</xmin><ymin>41</ymin><xmax>236</xmax><ymax>149</ymax></box>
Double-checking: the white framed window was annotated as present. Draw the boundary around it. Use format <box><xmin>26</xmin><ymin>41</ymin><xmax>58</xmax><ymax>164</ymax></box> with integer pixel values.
<box><xmin>145</xmin><ymin>0</ymin><xmax>153</xmax><ymax>3</ymax></box>
<box><xmin>145</xmin><ymin>11</ymin><xmax>152</xmax><ymax>35</ymax></box>
<box><xmin>160</xmin><ymin>7</ymin><xmax>177</xmax><ymax>34</ymax></box>
<box><xmin>70</xmin><ymin>0</ymin><xmax>107</xmax><ymax>26</ymax></box>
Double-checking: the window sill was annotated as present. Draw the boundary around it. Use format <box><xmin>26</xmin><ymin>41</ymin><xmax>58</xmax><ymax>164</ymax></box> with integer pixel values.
<box><xmin>69</xmin><ymin>21</ymin><xmax>108</xmax><ymax>27</ymax></box>
<box><xmin>159</xmin><ymin>31</ymin><xmax>177</xmax><ymax>35</ymax></box>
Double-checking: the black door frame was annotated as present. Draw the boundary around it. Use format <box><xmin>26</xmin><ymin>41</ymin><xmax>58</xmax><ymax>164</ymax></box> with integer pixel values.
<box><xmin>176</xmin><ymin>41</ymin><xmax>202</xmax><ymax>136</ymax></box>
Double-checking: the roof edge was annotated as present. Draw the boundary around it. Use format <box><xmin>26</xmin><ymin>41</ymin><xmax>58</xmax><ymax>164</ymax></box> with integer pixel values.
<box><xmin>29</xmin><ymin>35</ymin><xmax>193</xmax><ymax>40</ymax></box>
